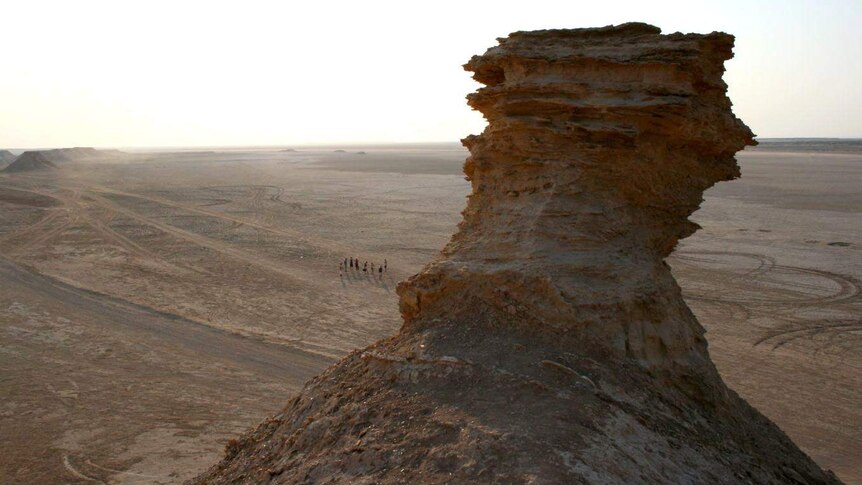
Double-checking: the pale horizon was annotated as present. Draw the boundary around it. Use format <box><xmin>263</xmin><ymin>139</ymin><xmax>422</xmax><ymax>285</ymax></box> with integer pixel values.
<box><xmin>5</xmin><ymin>138</ymin><xmax>862</xmax><ymax>154</ymax></box>
<box><xmin>2</xmin><ymin>0</ymin><xmax>861</xmax><ymax>149</ymax></box>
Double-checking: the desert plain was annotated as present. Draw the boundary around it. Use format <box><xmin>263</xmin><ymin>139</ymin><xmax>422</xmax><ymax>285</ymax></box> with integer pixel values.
<box><xmin>0</xmin><ymin>141</ymin><xmax>859</xmax><ymax>484</ymax></box>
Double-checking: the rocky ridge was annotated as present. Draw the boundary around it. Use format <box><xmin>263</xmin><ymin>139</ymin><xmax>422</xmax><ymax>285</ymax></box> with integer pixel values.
<box><xmin>2</xmin><ymin>151</ymin><xmax>58</xmax><ymax>173</ymax></box>
<box><xmin>190</xmin><ymin>23</ymin><xmax>839</xmax><ymax>484</ymax></box>
<box><xmin>34</xmin><ymin>146</ymin><xmax>126</xmax><ymax>163</ymax></box>
<box><xmin>0</xmin><ymin>149</ymin><xmax>16</xmax><ymax>165</ymax></box>
<box><xmin>2</xmin><ymin>147</ymin><xmax>128</xmax><ymax>173</ymax></box>
<box><xmin>0</xmin><ymin>152</ymin><xmax>15</xmax><ymax>170</ymax></box>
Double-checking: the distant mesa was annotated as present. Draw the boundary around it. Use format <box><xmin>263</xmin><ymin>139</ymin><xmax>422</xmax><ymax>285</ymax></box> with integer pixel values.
<box><xmin>333</xmin><ymin>149</ymin><xmax>346</xmax><ymax>153</ymax></box>
<box><xmin>0</xmin><ymin>150</ymin><xmax>17</xmax><ymax>169</ymax></box>
<box><xmin>0</xmin><ymin>150</ymin><xmax>16</xmax><ymax>163</ymax></box>
<box><xmin>281</xmin><ymin>148</ymin><xmax>297</xmax><ymax>152</ymax></box>
<box><xmin>1</xmin><ymin>147</ymin><xmax>127</xmax><ymax>174</ymax></box>
<box><xmin>2</xmin><ymin>151</ymin><xmax>58</xmax><ymax>173</ymax></box>
<box><xmin>1</xmin><ymin>147</ymin><xmax>128</xmax><ymax>174</ymax></box>
<box><xmin>355</xmin><ymin>151</ymin><xmax>366</xmax><ymax>155</ymax></box>
<box><xmin>35</xmin><ymin>146</ymin><xmax>127</xmax><ymax>163</ymax></box>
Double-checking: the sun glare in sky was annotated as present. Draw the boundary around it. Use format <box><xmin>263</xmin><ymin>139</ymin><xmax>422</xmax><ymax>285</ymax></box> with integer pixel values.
<box><xmin>1</xmin><ymin>0</ymin><xmax>860</xmax><ymax>148</ymax></box>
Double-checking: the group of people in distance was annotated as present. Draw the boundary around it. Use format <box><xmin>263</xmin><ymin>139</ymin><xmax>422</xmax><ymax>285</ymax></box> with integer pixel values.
<box><xmin>340</xmin><ymin>256</ymin><xmax>387</xmax><ymax>277</ymax></box>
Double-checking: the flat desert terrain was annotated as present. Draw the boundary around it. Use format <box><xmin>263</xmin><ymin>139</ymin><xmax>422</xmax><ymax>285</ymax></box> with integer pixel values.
<box><xmin>0</xmin><ymin>142</ymin><xmax>859</xmax><ymax>483</ymax></box>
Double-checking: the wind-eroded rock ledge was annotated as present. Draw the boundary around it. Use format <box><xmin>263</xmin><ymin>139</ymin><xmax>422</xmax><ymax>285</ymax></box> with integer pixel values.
<box><xmin>191</xmin><ymin>23</ymin><xmax>839</xmax><ymax>484</ymax></box>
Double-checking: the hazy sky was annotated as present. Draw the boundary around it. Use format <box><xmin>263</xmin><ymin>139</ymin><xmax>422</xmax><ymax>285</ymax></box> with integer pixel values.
<box><xmin>1</xmin><ymin>0</ymin><xmax>860</xmax><ymax>148</ymax></box>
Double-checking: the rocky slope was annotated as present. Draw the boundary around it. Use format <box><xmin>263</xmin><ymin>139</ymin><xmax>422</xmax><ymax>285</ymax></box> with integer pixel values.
<box><xmin>191</xmin><ymin>23</ymin><xmax>839</xmax><ymax>484</ymax></box>
<box><xmin>0</xmin><ymin>149</ymin><xmax>16</xmax><ymax>165</ymax></box>
<box><xmin>35</xmin><ymin>146</ymin><xmax>126</xmax><ymax>163</ymax></box>
<box><xmin>2</xmin><ymin>151</ymin><xmax>57</xmax><ymax>173</ymax></box>
<box><xmin>2</xmin><ymin>147</ymin><xmax>128</xmax><ymax>173</ymax></box>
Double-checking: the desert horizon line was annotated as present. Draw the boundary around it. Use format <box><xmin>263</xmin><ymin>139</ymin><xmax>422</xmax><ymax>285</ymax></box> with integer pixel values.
<box><xmin>4</xmin><ymin>136</ymin><xmax>862</xmax><ymax>153</ymax></box>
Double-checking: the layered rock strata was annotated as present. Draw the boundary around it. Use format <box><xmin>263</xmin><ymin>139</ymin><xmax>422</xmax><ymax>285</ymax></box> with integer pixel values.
<box><xmin>400</xmin><ymin>23</ymin><xmax>753</xmax><ymax>373</ymax></box>
<box><xmin>192</xmin><ymin>23</ymin><xmax>839</xmax><ymax>484</ymax></box>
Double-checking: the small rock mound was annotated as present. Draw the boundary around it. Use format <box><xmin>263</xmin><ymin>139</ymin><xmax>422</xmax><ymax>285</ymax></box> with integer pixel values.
<box><xmin>190</xmin><ymin>23</ymin><xmax>839</xmax><ymax>484</ymax></box>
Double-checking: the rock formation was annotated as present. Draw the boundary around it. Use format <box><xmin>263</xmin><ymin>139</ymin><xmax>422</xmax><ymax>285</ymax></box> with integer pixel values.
<box><xmin>0</xmin><ymin>151</ymin><xmax>16</xmax><ymax>170</ymax></box>
<box><xmin>2</xmin><ymin>147</ymin><xmax>128</xmax><ymax>173</ymax></box>
<box><xmin>401</xmin><ymin>23</ymin><xmax>753</xmax><ymax>374</ymax></box>
<box><xmin>34</xmin><ymin>146</ymin><xmax>126</xmax><ymax>163</ymax></box>
<box><xmin>191</xmin><ymin>24</ymin><xmax>839</xmax><ymax>484</ymax></box>
<box><xmin>2</xmin><ymin>151</ymin><xmax>58</xmax><ymax>173</ymax></box>
<box><xmin>0</xmin><ymin>149</ymin><xmax>16</xmax><ymax>166</ymax></box>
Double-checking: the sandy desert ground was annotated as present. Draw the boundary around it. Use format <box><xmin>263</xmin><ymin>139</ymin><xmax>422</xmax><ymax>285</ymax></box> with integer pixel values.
<box><xmin>0</xmin><ymin>142</ymin><xmax>859</xmax><ymax>483</ymax></box>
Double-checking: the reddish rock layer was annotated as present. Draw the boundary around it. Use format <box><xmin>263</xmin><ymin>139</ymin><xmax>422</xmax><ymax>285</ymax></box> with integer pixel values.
<box><xmin>190</xmin><ymin>24</ymin><xmax>839</xmax><ymax>484</ymax></box>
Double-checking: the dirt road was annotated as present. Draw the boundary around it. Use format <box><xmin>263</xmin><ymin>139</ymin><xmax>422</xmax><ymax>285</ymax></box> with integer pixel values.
<box><xmin>0</xmin><ymin>256</ymin><xmax>331</xmax><ymax>484</ymax></box>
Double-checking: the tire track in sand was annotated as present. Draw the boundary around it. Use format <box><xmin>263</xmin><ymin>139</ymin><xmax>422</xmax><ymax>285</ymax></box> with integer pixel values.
<box><xmin>673</xmin><ymin>250</ymin><xmax>861</xmax><ymax>351</ymax></box>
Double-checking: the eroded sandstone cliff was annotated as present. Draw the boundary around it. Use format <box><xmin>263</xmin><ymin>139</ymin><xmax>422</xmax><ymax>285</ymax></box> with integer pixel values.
<box><xmin>191</xmin><ymin>23</ymin><xmax>839</xmax><ymax>484</ymax></box>
<box><xmin>399</xmin><ymin>23</ymin><xmax>754</xmax><ymax>373</ymax></box>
